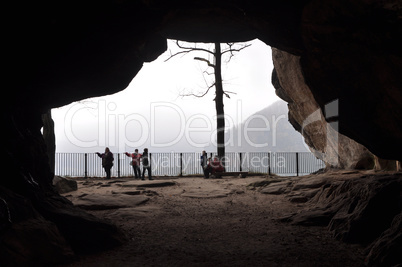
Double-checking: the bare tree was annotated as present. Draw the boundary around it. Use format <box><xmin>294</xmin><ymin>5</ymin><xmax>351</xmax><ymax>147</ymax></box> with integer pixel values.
<box><xmin>166</xmin><ymin>41</ymin><xmax>251</xmax><ymax>162</ymax></box>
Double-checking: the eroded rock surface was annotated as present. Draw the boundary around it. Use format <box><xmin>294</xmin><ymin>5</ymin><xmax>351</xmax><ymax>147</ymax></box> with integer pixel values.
<box><xmin>65</xmin><ymin>179</ymin><xmax>177</xmax><ymax>210</ymax></box>
<box><xmin>53</xmin><ymin>176</ymin><xmax>78</xmax><ymax>194</ymax></box>
<box><xmin>181</xmin><ymin>189</ymin><xmax>234</xmax><ymax>198</ymax></box>
<box><xmin>253</xmin><ymin>171</ymin><xmax>402</xmax><ymax>266</ymax></box>
<box><xmin>272</xmin><ymin>48</ymin><xmax>375</xmax><ymax>169</ymax></box>
<box><xmin>74</xmin><ymin>194</ymin><xmax>150</xmax><ymax>210</ymax></box>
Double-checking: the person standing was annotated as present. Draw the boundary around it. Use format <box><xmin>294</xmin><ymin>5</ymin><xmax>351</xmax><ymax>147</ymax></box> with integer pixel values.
<box><xmin>125</xmin><ymin>149</ymin><xmax>142</xmax><ymax>179</ymax></box>
<box><xmin>96</xmin><ymin>147</ymin><xmax>114</xmax><ymax>179</ymax></box>
<box><xmin>200</xmin><ymin>150</ymin><xmax>209</xmax><ymax>178</ymax></box>
<box><xmin>141</xmin><ymin>148</ymin><xmax>153</xmax><ymax>180</ymax></box>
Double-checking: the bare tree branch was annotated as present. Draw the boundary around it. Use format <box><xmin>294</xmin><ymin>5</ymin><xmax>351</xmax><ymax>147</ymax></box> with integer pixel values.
<box><xmin>165</xmin><ymin>40</ymin><xmax>215</xmax><ymax>62</ymax></box>
<box><xmin>179</xmin><ymin>82</ymin><xmax>216</xmax><ymax>98</ymax></box>
<box><xmin>224</xmin><ymin>90</ymin><xmax>237</xmax><ymax>95</ymax></box>
<box><xmin>194</xmin><ymin>57</ymin><xmax>215</xmax><ymax>68</ymax></box>
<box><xmin>169</xmin><ymin>40</ymin><xmax>250</xmax><ymax>102</ymax></box>
<box><xmin>222</xmin><ymin>43</ymin><xmax>252</xmax><ymax>62</ymax></box>
<box><xmin>203</xmin><ymin>70</ymin><xmax>214</xmax><ymax>76</ymax></box>
<box><xmin>164</xmin><ymin>50</ymin><xmax>193</xmax><ymax>62</ymax></box>
<box><xmin>223</xmin><ymin>90</ymin><xmax>237</xmax><ymax>99</ymax></box>
<box><xmin>221</xmin><ymin>43</ymin><xmax>251</xmax><ymax>54</ymax></box>
<box><xmin>176</xmin><ymin>40</ymin><xmax>215</xmax><ymax>55</ymax></box>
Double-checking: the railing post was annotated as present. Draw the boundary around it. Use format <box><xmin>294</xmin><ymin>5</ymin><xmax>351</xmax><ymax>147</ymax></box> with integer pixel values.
<box><xmin>268</xmin><ymin>152</ymin><xmax>271</xmax><ymax>176</ymax></box>
<box><xmin>181</xmin><ymin>153</ymin><xmax>184</xmax><ymax>176</ymax></box>
<box><xmin>117</xmin><ymin>153</ymin><xmax>121</xmax><ymax>178</ymax></box>
<box><xmin>239</xmin><ymin>152</ymin><xmax>242</xmax><ymax>172</ymax></box>
<box><xmin>84</xmin><ymin>153</ymin><xmax>88</xmax><ymax>178</ymax></box>
<box><xmin>296</xmin><ymin>152</ymin><xmax>299</xmax><ymax>177</ymax></box>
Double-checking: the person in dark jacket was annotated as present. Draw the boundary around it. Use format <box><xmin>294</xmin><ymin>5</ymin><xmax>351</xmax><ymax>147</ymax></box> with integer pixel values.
<box><xmin>96</xmin><ymin>147</ymin><xmax>114</xmax><ymax>179</ymax></box>
<box><xmin>141</xmin><ymin>148</ymin><xmax>153</xmax><ymax>180</ymax></box>
<box><xmin>200</xmin><ymin>150</ymin><xmax>209</xmax><ymax>178</ymax></box>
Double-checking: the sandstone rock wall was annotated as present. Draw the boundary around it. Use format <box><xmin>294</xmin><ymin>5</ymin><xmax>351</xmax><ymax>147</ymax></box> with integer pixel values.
<box><xmin>272</xmin><ymin>48</ymin><xmax>374</xmax><ymax>169</ymax></box>
<box><xmin>298</xmin><ymin>0</ymin><xmax>402</xmax><ymax>161</ymax></box>
<box><xmin>2</xmin><ymin>110</ymin><xmax>126</xmax><ymax>265</ymax></box>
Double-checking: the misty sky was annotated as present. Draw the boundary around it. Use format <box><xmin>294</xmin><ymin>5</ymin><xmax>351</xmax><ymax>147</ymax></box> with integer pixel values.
<box><xmin>52</xmin><ymin>39</ymin><xmax>284</xmax><ymax>153</ymax></box>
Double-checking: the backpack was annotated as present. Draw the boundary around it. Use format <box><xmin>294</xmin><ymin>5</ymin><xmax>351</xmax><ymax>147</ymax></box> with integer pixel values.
<box><xmin>142</xmin><ymin>154</ymin><xmax>149</xmax><ymax>166</ymax></box>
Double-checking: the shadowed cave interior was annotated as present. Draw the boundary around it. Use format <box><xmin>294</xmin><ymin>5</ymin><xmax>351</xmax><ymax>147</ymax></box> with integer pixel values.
<box><xmin>3</xmin><ymin>1</ymin><xmax>402</xmax><ymax>266</ymax></box>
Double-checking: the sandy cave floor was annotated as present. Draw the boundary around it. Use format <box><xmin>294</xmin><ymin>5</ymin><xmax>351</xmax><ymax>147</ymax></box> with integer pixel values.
<box><xmin>60</xmin><ymin>175</ymin><xmax>365</xmax><ymax>267</ymax></box>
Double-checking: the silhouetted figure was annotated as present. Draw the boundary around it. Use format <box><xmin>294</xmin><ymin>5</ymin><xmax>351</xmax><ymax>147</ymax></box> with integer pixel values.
<box><xmin>125</xmin><ymin>149</ymin><xmax>142</xmax><ymax>179</ymax></box>
<box><xmin>96</xmin><ymin>147</ymin><xmax>114</xmax><ymax>179</ymax></box>
<box><xmin>141</xmin><ymin>148</ymin><xmax>153</xmax><ymax>180</ymax></box>
<box><xmin>200</xmin><ymin>150</ymin><xmax>209</xmax><ymax>178</ymax></box>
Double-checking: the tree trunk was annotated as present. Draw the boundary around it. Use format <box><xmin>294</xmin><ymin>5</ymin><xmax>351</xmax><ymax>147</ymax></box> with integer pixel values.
<box><xmin>214</xmin><ymin>42</ymin><xmax>225</xmax><ymax>164</ymax></box>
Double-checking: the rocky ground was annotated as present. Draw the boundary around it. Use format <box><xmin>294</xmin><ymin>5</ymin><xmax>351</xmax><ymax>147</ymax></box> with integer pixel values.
<box><xmin>58</xmin><ymin>170</ymin><xmax>402</xmax><ymax>266</ymax></box>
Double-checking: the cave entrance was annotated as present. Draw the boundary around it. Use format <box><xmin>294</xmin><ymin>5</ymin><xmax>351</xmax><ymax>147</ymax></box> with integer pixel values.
<box><xmin>51</xmin><ymin>38</ymin><xmax>309</xmax><ymax>179</ymax></box>
<box><xmin>7</xmin><ymin>3</ymin><xmax>402</xmax><ymax>266</ymax></box>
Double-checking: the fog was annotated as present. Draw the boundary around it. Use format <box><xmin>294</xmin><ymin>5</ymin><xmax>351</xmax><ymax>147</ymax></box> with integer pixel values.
<box><xmin>52</xmin><ymin>39</ymin><xmax>285</xmax><ymax>153</ymax></box>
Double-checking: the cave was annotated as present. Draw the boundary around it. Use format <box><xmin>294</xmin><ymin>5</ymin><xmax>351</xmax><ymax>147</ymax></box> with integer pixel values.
<box><xmin>3</xmin><ymin>0</ymin><xmax>402</xmax><ymax>266</ymax></box>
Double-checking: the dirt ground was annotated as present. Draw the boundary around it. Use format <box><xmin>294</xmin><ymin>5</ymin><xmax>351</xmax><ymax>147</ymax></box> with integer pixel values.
<box><xmin>61</xmin><ymin>176</ymin><xmax>364</xmax><ymax>267</ymax></box>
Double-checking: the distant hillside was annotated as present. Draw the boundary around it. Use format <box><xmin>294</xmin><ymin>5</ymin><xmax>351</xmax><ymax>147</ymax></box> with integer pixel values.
<box><xmin>224</xmin><ymin>100</ymin><xmax>309</xmax><ymax>152</ymax></box>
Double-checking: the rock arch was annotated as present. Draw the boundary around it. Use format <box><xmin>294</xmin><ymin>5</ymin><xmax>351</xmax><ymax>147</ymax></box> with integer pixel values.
<box><xmin>3</xmin><ymin>0</ymin><xmax>402</xmax><ymax>265</ymax></box>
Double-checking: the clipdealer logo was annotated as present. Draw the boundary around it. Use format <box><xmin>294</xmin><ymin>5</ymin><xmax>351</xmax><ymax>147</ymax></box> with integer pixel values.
<box><xmin>63</xmin><ymin>99</ymin><xmax>296</xmax><ymax>151</ymax></box>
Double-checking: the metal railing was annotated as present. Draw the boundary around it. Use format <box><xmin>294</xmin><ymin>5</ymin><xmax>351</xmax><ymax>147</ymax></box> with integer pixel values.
<box><xmin>55</xmin><ymin>152</ymin><xmax>325</xmax><ymax>178</ymax></box>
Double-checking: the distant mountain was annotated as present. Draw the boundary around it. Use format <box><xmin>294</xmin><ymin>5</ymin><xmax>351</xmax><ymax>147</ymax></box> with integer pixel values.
<box><xmin>223</xmin><ymin>100</ymin><xmax>309</xmax><ymax>152</ymax></box>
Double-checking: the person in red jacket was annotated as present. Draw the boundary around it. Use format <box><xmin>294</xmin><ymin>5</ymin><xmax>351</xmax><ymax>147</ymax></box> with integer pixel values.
<box><xmin>210</xmin><ymin>156</ymin><xmax>224</xmax><ymax>173</ymax></box>
<box><xmin>125</xmin><ymin>149</ymin><xmax>142</xmax><ymax>179</ymax></box>
<box><xmin>205</xmin><ymin>156</ymin><xmax>224</xmax><ymax>178</ymax></box>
